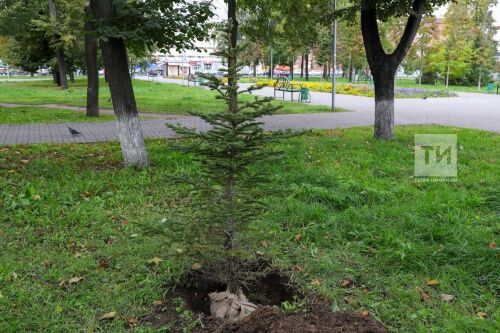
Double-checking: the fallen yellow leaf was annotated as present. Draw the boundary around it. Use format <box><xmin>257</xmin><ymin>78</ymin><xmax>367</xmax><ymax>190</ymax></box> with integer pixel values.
<box><xmin>68</xmin><ymin>277</ymin><xmax>83</xmax><ymax>284</ymax></box>
<box><xmin>192</xmin><ymin>263</ymin><xmax>202</xmax><ymax>270</ymax></box>
<box><xmin>476</xmin><ymin>311</ymin><xmax>487</xmax><ymax>320</ymax></box>
<box><xmin>147</xmin><ymin>257</ymin><xmax>163</xmax><ymax>265</ymax></box>
<box><xmin>427</xmin><ymin>279</ymin><xmax>440</xmax><ymax>286</ymax></box>
<box><xmin>294</xmin><ymin>234</ymin><xmax>302</xmax><ymax>242</ymax></box>
<box><xmin>100</xmin><ymin>311</ymin><xmax>117</xmax><ymax>320</ymax></box>
<box><xmin>153</xmin><ymin>300</ymin><xmax>163</xmax><ymax>306</ymax></box>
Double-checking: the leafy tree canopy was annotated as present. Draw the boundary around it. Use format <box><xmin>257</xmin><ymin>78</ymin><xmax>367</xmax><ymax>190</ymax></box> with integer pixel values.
<box><xmin>343</xmin><ymin>0</ymin><xmax>452</xmax><ymax>20</ymax></box>
<box><xmin>92</xmin><ymin>0</ymin><xmax>215</xmax><ymax>55</ymax></box>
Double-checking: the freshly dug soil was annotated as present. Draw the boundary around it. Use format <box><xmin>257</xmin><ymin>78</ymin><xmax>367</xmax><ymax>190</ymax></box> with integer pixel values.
<box><xmin>195</xmin><ymin>306</ymin><xmax>387</xmax><ymax>333</ymax></box>
<box><xmin>143</xmin><ymin>260</ymin><xmax>388</xmax><ymax>333</ymax></box>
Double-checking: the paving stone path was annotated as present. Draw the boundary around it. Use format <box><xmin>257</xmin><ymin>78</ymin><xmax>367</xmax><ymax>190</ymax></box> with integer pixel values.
<box><xmin>1</xmin><ymin>78</ymin><xmax>499</xmax><ymax>145</ymax></box>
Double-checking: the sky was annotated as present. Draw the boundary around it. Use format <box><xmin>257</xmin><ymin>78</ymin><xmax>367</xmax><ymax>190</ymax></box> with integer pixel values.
<box><xmin>213</xmin><ymin>1</ymin><xmax>500</xmax><ymax>45</ymax></box>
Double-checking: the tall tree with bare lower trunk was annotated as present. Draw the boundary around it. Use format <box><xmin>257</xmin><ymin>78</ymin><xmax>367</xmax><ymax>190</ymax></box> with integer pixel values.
<box><xmin>357</xmin><ymin>0</ymin><xmax>451</xmax><ymax>139</ymax></box>
<box><xmin>48</xmin><ymin>0</ymin><xmax>68</xmax><ymax>90</ymax></box>
<box><xmin>88</xmin><ymin>0</ymin><xmax>213</xmax><ymax>167</ymax></box>
<box><xmin>84</xmin><ymin>4</ymin><xmax>99</xmax><ymax>117</ymax></box>
<box><xmin>90</xmin><ymin>0</ymin><xmax>149</xmax><ymax>167</ymax></box>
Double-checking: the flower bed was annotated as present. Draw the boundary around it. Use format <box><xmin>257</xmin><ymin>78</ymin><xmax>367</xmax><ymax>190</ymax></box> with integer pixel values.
<box><xmin>255</xmin><ymin>79</ymin><xmax>374</xmax><ymax>97</ymax></box>
<box><xmin>251</xmin><ymin>79</ymin><xmax>456</xmax><ymax>98</ymax></box>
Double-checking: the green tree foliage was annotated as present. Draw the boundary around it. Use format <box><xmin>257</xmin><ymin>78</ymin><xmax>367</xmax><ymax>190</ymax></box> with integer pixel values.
<box><xmin>403</xmin><ymin>15</ymin><xmax>438</xmax><ymax>81</ymax></box>
<box><xmin>337</xmin><ymin>16</ymin><xmax>366</xmax><ymax>81</ymax></box>
<box><xmin>0</xmin><ymin>1</ymin><xmax>53</xmax><ymax>74</ymax></box>
<box><xmin>92</xmin><ymin>0</ymin><xmax>214</xmax><ymax>56</ymax></box>
<box><xmin>0</xmin><ymin>0</ymin><xmax>85</xmax><ymax>80</ymax></box>
<box><xmin>468</xmin><ymin>0</ymin><xmax>498</xmax><ymax>86</ymax></box>
<box><xmin>435</xmin><ymin>1</ymin><xmax>475</xmax><ymax>86</ymax></box>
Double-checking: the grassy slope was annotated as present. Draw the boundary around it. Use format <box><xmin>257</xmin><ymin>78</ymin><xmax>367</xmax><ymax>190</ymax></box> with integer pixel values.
<box><xmin>0</xmin><ymin>79</ymin><xmax>335</xmax><ymax>115</ymax></box>
<box><xmin>0</xmin><ymin>126</ymin><xmax>498</xmax><ymax>333</ymax></box>
<box><xmin>0</xmin><ymin>107</ymin><xmax>115</xmax><ymax>124</ymax></box>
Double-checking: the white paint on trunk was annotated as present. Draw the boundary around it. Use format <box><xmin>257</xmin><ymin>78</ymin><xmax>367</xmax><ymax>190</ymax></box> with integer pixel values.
<box><xmin>375</xmin><ymin>98</ymin><xmax>395</xmax><ymax>139</ymax></box>
<box><xmin>116</xmin><ymin>115</ymin><xmax>149</xmax><ymax>167</ymax></box>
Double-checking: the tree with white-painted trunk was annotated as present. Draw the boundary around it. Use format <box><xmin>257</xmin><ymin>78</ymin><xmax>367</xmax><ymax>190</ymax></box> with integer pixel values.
<box><xmin>88</xmin><ymin>0</ymin><xmax>213</xmax><ymax>167</ymax></box>
<box><xmin>90</xmin><ymin>0</ymin><xmax>148</xmax><ymax>167</ymax></box>
<box><xmin>355</xmin><ymin>0</ymin><xmax>451</xmax><ymax>139</ymax></box>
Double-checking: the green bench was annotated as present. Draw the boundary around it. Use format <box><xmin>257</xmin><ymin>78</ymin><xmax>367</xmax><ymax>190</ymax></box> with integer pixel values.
<box><xmin>274</xmin><ymin>77</ymin><xmax>302</xmax><ymax>102</ymax></box>
<box><xmin>187</xmin><ymin>74</ymin><xmax>206</xmax><ymax>87</ymax></box>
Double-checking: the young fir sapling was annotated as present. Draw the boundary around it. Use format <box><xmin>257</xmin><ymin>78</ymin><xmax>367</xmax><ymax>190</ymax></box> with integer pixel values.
<box><xmin>168</xmin><ymin>14</ymin><xmax>289</xmax><ymax>322</ymax></box>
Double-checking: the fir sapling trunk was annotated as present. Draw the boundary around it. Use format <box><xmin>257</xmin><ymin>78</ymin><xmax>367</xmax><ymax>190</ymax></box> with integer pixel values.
<box><xmin>225</xmin><ymin>0</ymin><xmax>240</xmax><ymax>295</ymax></box>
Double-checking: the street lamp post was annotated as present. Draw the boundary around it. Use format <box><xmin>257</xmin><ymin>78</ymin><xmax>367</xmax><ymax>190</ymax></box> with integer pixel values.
<box><xmin>331</xmin><ymin>0</ymin><xmax>337</xmax><ymax>111</ymax></box>
<box><xmin>270</xmin><ymin>47</ymin><xmax>274</xmax><ymax>80</ymax></box>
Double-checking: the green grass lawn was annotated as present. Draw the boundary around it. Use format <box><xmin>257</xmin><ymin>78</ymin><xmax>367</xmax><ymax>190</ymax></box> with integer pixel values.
<box><xmin>0</xmin><ymin>126</ymin><xmax>498</xmax><ymax>333</ymax></box>
<box><xmin>0</xmin><ymin>79</ymin><xmax>336</xmax><ymax>115</ymax></box>
<box><xmin>0</xmin><ymin>76</ymin><xmax>52</xmax><ymax>81</ymax></box>
<box><xmin>0</xmin><ymin>107</ymin><xmax>115</xmax><ymax>124</ymax></box>
<box><xmin>394</xmin><ymin>78</ymin><xmax>499</xmax><ymax>94</ymax></box>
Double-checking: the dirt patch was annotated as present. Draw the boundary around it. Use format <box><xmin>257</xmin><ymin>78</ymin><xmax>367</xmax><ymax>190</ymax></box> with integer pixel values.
<box><xmin>143</xmin><ymin>260</ymin><xmax>387</xmax><ymax>333</ymax></box>
<box><xmin>196</xmin><ymin>306</ymin><xmax>388</xmax><ymax>333</ymax></box>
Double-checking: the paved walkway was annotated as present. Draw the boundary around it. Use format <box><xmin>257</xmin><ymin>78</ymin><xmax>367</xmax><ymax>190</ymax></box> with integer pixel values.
<box><xmin>140</xmin><ymin>76</ymin><xmax>500</xmax><ymax>132</ymax></box>
<box><xmin>1</xmin><ymin>77</ymin><xmax>499</xmax><ymax>145</ymax></box>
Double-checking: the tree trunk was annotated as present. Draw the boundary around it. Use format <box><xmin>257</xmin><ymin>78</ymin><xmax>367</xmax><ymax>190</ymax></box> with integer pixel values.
<box><xmin>90</xmin><ymin>0</ymin><xmax>149</xmax><ymax>167</ymax></box>
<box><xmin>227</xmin><ymin>0</ymin><xmax>238</xmax><ymax>114</ymax></box>
<box><xmin>300</xmin><ymin>55</ymin><xmax>304</xmax><ymax>78</ymax></box>
<box><xmin>290</xmin><ymin>58</ymin><xmax>294</xmax><ymax>79</ymax></box>
<box><xmin>373</xmin><ymin>67</ymin><xmax>396</xmax><ymax>140</ymax></box>
<box><xmin>69</xmin><ymin>71</ymin><xmax>75</xmax><ymax>83</ymax></box>
<box><xmin>348</xmin><ymin>57</ymin><xmax>354</xmax><ymax>82</ymax></box>
<box><xmin>52</xmin><ymin>71</ymin><xmax>59</xmax><ymax>85</ymax></box>
<box><xmin>478</xmin><ymin>67</ymin><xmax>482</xmax><ymax>91</ymax></box>
<box><xmin>445</xmin><ymin>57</ymin><xmax>450</xmax><ymax>90</ymax></box>
<box><xmin>226</xmin><ymin>0</ymin><xmax>240</xmax><ymax>295</ymax></box>
<box><xmin>252</xmin><ymin>63</ymin><xmax>257</xmax><ymax>77</ymax></box>
<box><xmin>85</xmin><ymin>4</ymin><xmax>99</xmax><ymax>117</ymax></box>
<box><xmin>322</xmin><ymin>64</ymin><xmax>328</xmax><ymax>80</ymax></box>
<box><xmin>48</xmin><ymin>0</ymin><xmax>68</xmax><ymax>90</ymax></box>
<box><xmin>361</xmin><ymin>0</ymin><xmax>425</xmax><ymax>140</ymax></box>
<box><xmin>305</xmin><ymin>53</ymin><xmax>309</xmax><ymax>81</ymax></box>
<box><xmin>419</xmin><ymin>46</ymin><xmax>424</xmax><ymax>86</ymax></box>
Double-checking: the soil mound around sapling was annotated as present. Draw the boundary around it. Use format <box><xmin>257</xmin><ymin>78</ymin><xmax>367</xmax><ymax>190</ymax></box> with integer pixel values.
<box><xmin>143</xmin><ymin>259</ymin><xmax>388</xmax><ymax>333</ymax></box>
<box><xmin>197</xmin><ymin>306</ymin><xmax>388</xmax><ymax>333</ymax></box>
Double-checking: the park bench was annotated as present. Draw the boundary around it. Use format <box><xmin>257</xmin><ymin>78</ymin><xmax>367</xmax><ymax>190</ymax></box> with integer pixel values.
<box><xmin>274</xmin><ymin>77</ymin><xmax>302</xmax><ymax>102</ymax></box>
<box><xmin>187</xmin><ymin>74</ymin><xmax>206</xmax><ymax>87</ymax></box>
